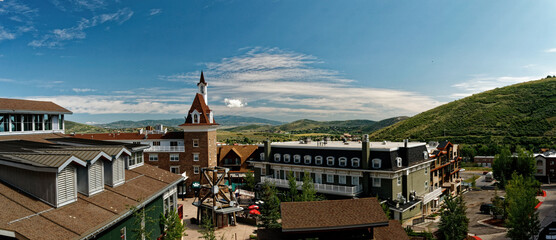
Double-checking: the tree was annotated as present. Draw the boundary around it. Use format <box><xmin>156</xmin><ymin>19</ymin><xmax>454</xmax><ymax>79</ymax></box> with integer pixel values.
<box><xmin>491</xmin><ymin>189</ymin><xmax>507</xmax><ymax>220</ymax></box>
<box><xmin>505</xmin><ymin>173</ymin><xmax>540</xmax><ymax>240</ymax></box>
<box><xmin>438</xmin><ymin>195</ymin><xmax>469</xmax><ymax>240</ymax></box>
<box><xmin>286</xmin><ymin>171</ymin><xmax>298</xmax><ymax>202</ymax></box>
<box><xmin>299</xmin><ymin>171</ymin><xmax>318</xmax><ymax>202</ymax></box>
<box><xmin>243</xmin><ymin>171</ymin><xmax>255</xmax><ymax>191</ymax></box>
<box><xmin>258</xmin><ymin>182</ymin><xmax>282</xmax><ymax>229</ymax></box>
<box><xmin>130</xmin><ymin>205</ymin><xmax>157</xmax><ymax>240</ymax></box>
<box><xmin>198</xmin><ymin>213</ymin><xmax>216</xmax><ymax>240</ymax></box>
<box><xmin>381</xmin><ymin>203</ymin><xmax>391</xmax><ymax>220</ymax></box>
<box><xmin>460</xmin><ymin>144</ymin><xmax>476</xmax><ymax>162</ymax></box>
<box><xmin>515</xmin><ymin>146</ymin><xmax>535</xmax><ymax>178</ymax></box>
<box><xmin>161</xmin><ymin>210</ymin><xmax>187</xmax><ymax>240</ymax></box>
<box><xmin>492</xmin><ymin>147</ymin><xmax>512</xmax><ymax>188</ymax></box>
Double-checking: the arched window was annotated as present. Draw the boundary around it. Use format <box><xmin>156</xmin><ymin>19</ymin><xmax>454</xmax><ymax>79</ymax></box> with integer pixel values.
<box><xmin>327</xmin><ymin>156</ymin><xmax>335</xmax><ymax>166</ymax></box>
<box><xmin>274</xmin><ymin>153</ymin><xmax>281</xmax><ymax>162</ymax></box>
<box><xmin>315</xmin><ymin>156</ymin><xmax>323</xmax><ymax>165</ymax></box>
<box><xmin>283</xmin><ymin>154</ymin><xmax>291</xmax><ymax>163</ymax></box>
<box><xmin>304</xmin><ymin>155</ymin><xmax>311</xmax><ymax>164</ymax></box>
<box><xmin>294</xmin><ymin>155</ymin><xmax>301</xmax><ymax>163</ymax></box>
<box><xmin>260</xmin><ymin>153</ymin><xmax>265</xmax><ymax>161</ymax></box>
<box><xmin>372</xmin><ymin>158</ymin><xmax>381</xmax><ymax>169</ymax></box>
<box><xmin>396</xmin><ymin>157</ymin><xmax>402</xmax><ymax>167</ymax></box>
<box><xmin>351</xmin><ymin>158</ymin><xmax>360</xmax><ymax>168</ymax></box>
<box><xmin>339</xmin><ymin>157</ymin><xmax>347</xmax><ymax>167</ymax></box>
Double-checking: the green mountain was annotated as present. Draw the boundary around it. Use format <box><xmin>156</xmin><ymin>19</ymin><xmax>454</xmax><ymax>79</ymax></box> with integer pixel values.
<box><xmin>96</xmin><ymin>115</ymin><xmax>284</xmax><ymax>129</ymax></box>
<box><xmin>65</xmin><ymin>121</ymin><xmax>108</xmax><ymax>133</ymax></box>
<box><xmin>225</xmin><ymin>117</ymin><xmax>408</xmax><ymax>135</ymax></box>
<box><xmin>370</xmin><ymin>78</ymin><xmax>556</xmax><ymax>145</ymax></box>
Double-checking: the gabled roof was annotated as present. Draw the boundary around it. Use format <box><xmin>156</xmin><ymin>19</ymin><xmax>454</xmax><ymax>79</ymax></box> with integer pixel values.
<box><xmin>280</xmin><ymin>198</ymin><xmax>388</xmax><ymax>232</ymax></box>
<box><xmin>0</xmin><ymin>98</ymin><xmax>72</xmax><ymax>114</ymax></box>
<box><xmin>437</xmin><ymin>141</ymin><xmax>452</xmax><ymax>150</ymax></box>
<box><xmin>218</xmin><ymin>145</ymin><xmax>259</xmax><ymax>162</ymax></box>
<box><xmin>179</xmin><ymin>93</ymin><xmax>218</xmax><ymax>126</ymax></box>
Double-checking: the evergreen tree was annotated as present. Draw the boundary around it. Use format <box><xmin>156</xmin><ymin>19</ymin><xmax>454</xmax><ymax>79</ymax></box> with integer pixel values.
<box><xmin>438</xmin><ymin>195</ymin><xmax>469</xmax><ymax>240</ymax></box>
<box><xmin>258</xmin><ymin>182</ymin><xmax>282</xmax><ymax>229</ymax></box>
<box><xmin>161</xmin><ymin>210</ymin><xmax>187</xmax><ymax>240</ymax></box>
<box><xmin>299</xmin><ymin>171</ymin><xmax>317</xmax><ymax>202</ymax></box>
<box><xmin>198</xmin><ymin>213</ymin><xmax>216</xmax><ymax>240</ymax></box>
<box><xmin>515</xmin><ymin>146</ymin><xmax>535</xmax><ymax>178</ymax></box>
<box><xmin>505</xmin><ymin>173</ymin><xmax>540</xmax><ymax>240</ymax></box>
<box><xmin>492</xmin><ymin>147</ymin><xmax>512</xmax><ymax>188</ymax></box>
<box><xmin>243</xmin><ymin>171</ymin><xmax>255</xmax><ymax>191</ymax></box>
<box><xmin>286</xmin><ymin>171</ymin><xmax>298</xmax><ymax>202</ymax></box>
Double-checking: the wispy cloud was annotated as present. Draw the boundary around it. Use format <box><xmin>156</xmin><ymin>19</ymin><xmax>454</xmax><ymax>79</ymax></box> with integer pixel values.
<box><xmin>451</xmin><ymin>75</ymin><xmax>537</xmax><ymax>98</ymax></box>
<box><xmin>50</xmin><ymin>0</ymin><xmax>112</xmax><ymax>12</ymax></box>
<box><xmin>149</xmin><ymin>8</ymin><xmax>162</xmax><ymax>16</ymax></box>
<box><xmin>29</xmin><ymin>8</ymin><xmax>133</xmax><ymax>48</ymax></box>
<box><xmin>0</xmin><ymin>78</ymin><xmax>15</xmax><ymax>82</ymax></box>
<box><xmin>545</xmin><ymin>48</ymin><xmax>556</xmax><ymax>53</ymax></box>
<box><xmin>0</xmin><ymin>0</ymin><xmax>37</xmax><ymax>41</ymax></box>
<box><xmin>72</xmin><ymin>88</ymin><xmax>96</xmax><ymax>93</ymax></box>
<box><xmin>0</xmin><ymin>26</ymin><xmax>15</xmax><ymax>41</ymax></box>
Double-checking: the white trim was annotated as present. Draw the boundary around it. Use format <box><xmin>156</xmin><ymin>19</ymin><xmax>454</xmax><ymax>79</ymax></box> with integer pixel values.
<box><xmin>58</xmin><ymin>156</ymin><xmax>87</xmax><ymax>173</ymax></box>
<box><xmin>90</xmin><ymin>152</ymin><xmax>112</xmax><ymax>164</ymax></box>
<box><xmin>0</xmin><ymin>229</ymin><xmax>16</xmax><ymax>238</ymax></box>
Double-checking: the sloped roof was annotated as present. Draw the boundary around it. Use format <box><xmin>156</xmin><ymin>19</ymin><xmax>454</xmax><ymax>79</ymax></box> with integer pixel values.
<box><xmin>179</xmin><ymin>93</ymin><xmax>218</xmax><ymax>126</ymax></box>
<box><xmin>0</xmin><ymin>98</ymin><xmax>72</xmax><ymax>114</ymax></box>
<box><xmin>374</xmin><ymin>220</ymin><xmax>409</xmax><ymax>240</ymax></box>
<box><xmin>0</xmin><ymin>164</ymin><xmax>183</xmax><ymax>240</ymax></box>
<box><xmin>218</xmin><ymin>145</ymin><xmax>259</xmax><ymax>162</ymax></box>
<box><xmin>280</xmin><ymin>198</ymin><xmax>388</xmax><ymax>232</ymax></box>
<box><xmin>437</xmin><ymin>141</ymin><xmax>452</xmax><ymax>150</ymax></box>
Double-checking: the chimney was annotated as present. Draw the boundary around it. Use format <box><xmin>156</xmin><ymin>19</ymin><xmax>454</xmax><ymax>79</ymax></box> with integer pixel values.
<box><xmin>362</xmin><ymin>135</ymin><xmax>371</xmax><ymax>196</ymax></box>
<box><xmin>404</xmin><ymin>139</ymin><xmax>408</xmax><ymax>148</ymax></box>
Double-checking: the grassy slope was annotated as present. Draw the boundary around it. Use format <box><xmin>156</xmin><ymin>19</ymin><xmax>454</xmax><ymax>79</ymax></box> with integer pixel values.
<box><xmin>65</xmin><ymin>121</ymin><xmax>108</xmax><ymax>133</ymax></box>
<box><xmin>370</xmin><ymin>78</ymin><xmax>556</xmax><ymax>144</ymax></box>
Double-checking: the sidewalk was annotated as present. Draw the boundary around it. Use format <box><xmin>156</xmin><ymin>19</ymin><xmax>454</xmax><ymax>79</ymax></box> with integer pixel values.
<box><xmin>179</xmin><ymin>198</ymin><xmax>257</xmax><ymax>240</ymax></box>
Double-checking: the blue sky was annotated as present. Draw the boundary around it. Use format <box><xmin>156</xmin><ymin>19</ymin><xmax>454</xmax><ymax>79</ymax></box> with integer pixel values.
<box><xmin>1</xmin><ymin>0</ymin><xmax>555</xmax><ymax>124</ymax></box>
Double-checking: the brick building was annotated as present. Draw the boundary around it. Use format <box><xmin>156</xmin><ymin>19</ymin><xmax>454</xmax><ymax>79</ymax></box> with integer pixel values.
<box><xmin>72</xmin><ymin>72</ymin><xmax>218</xmax><ymax>196</ymax></box>
<box><xmin>474</xmin><ymin>156</ymin><xmax>495</xmax><ymax>167</ymax></box>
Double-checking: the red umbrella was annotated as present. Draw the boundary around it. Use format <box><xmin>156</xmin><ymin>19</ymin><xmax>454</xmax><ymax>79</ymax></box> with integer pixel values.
<box><xmin>249</xmin><ymin>209</ymin><xmax>261</xmax><ymax>215</ymax></box>
<box><xmin>248</xmin><ymin>205</ymin><xmax>259</xmax><ymax>210</ymax></box>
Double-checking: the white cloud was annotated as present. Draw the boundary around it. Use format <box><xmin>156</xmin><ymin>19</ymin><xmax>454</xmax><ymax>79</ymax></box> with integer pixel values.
<box><xmin>0</xmin><ymin>1</ymin><xmax>37</xmax><ymax>41</ymax></box>
<box><xmin>72</xmin><ymin>88</ymin><xmax>96</xmax><ymax>93</ymax></box>
<box><xmin>29</xmin><ymin>8</ymin><xmax>133</xmax><ymax>48</ymax></box>
<box><xmin>0</xmin><ymin>26</ymin><xmax>15</xmax><ymax>41</ymax></box>
<box><xmin>224</xmin><ymin>98</ymin><xmax>247</xmax><ymax>108</ymax></box>
<box><xmin>451</xmin><ymin>75</ymin><xmax>537</xmax><ymax>98</ymax></box>
<box><xmin>0</xmin><ymin>78</ymin><xmax>15</xmax><ymax>82</ymax></box>
<box><xmin>545</xmin><ymin>48</ymin><xmax>556</xmax><ymax>53</ymax></box>
<box><xmin>50</xmin><ymin>0</ymin><xmax>113</xmax><ymax>12</ymax></box>
<box><xmin>149</xmin><ymin>8</ymin><xmax>162</xmax><ymax>16</ymax></box>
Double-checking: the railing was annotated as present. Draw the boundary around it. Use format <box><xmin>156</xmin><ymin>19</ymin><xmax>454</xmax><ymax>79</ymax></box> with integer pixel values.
<box><xmin>423</xmin><ymin>187</ymin><xmax>443</xmax><ymax>204</ymax></box>
<box><xmin>144</xmin><ymin>146</ymin><xmax>185</xmax><ymax>152</ymax></box>
<box><xmin>261</xmin><ymin>176</ymin><xmax>362</xmax><ymax>196</ymax></box>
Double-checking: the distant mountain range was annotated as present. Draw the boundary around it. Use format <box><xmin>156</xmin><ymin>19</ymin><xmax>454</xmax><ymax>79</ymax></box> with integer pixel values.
<box><xmin>370</xmin><ymin>77</ymin><xmax>556</xmax><ymax>145</ymax></box>
<box><xmin>94</xmin><ymin>115</ymin><xmax>285</xmax><ymax>129</ymax></box>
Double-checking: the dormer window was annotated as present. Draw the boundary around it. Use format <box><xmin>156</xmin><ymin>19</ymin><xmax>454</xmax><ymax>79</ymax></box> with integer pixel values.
<box><xmin>423</xmin><ymin>151</ymin><xmax>429</xmax><ymax>159</ymax></box>
<box><xmin>351</xmin><ymin>158</ymin><xmax>360</xmax><ymax>168</ymax></box>
<box><xmin>274</xmin><ymin>153</ymin><xmax>281</xmax><ymax>162</ymax></box>
<box><xmin>283</xmin><ymin>154</ymin><xmax>291</xmax><ymax>163</ymax></box>
<box><xmin>294</xmin><ymin>155</ymin><xmax>301</xmax><ymax>163</ymax></box>
<box><xmin>191</xmin><ymin>110</ymin><xmax>201</xmax><ymax>124</ymax></box>
<box><xmin>304</xmin><ymin>155</ymin><xmax>311</xmax><ymax>164</ymax></box>
<box><xmin>372</xmin><ymin>158</ymin><xmax>381</xmax><ymax>169</ymax></box>
<box><xmin>339</xmin><ymin>157</ymin><xmax>347</xmax><ymax>167</ymax></box>
<box><xmin>260</xmin><ymin>153</ymin><xmax>265</xmax><ymax>161</ymax></box>
<box><xmin>315</xmin><ymin>156</ymin><xmax>323</xmax><ymax>165</ymax></box>
<box><xmin>396</xmin><ymin>157</ymin><xmax>402</xmax><ymax>167</ymax></box>
<box><xmin>327</xmin><ymin>156</ymin><xmax>335</xmax><ymax>166</ymax></box>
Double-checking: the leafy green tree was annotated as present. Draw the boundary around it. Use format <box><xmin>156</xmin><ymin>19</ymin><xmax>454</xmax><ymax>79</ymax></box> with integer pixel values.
<box><xmin>493</xmin><ymin>147</ymin><xmax>512</xmax><ymax>188</ymax></box>
<box><xmin>491</xmin><ymin>189</ymin><xmax>507</xmax><ymax>219</ymax></box>
<box><xmin>130</xmin><ymin>205</ymin><xmax>157</xmax><ymax>240</ymax></box>
<box><xmin>258</xmin><ymin>182</ymin><xmax>282</xmax><ymax>229</ymax></box>
<box><xmin>161</xmin><ymin>210</ymin><xmax>187</xmax><ymax>240</ymax></box>
<box><xmin>299</xmin><ymin>171</ymin><xmax>318</xmax><ymax>202</ymax></box>
<box><xmin>243</xmin><ymin>171</ymin><xmax>255</xmax><ymax>191</ymax></box>
<box><xmin>286</xmin><ymin>171</ymin><xmax>298</xmax><ymax>202</ymax></box>
<box><xmin>505</xmin><ymin>173</ymin><xmax>540</xmax><ymax>240</ymax></box>
<box><xmin>460</xmin><ymin>144</ymin><xmax>476</xmax><ymax>162</ymax></box>
<box><xmin>381</xmin><ymin>203</ymin><xmax>391</xmax><ymax>220</ymax></box>
<box><xmin>515</xmin><ymin>146</ymin><xmax>535</xmax><ymax>178</ymax></box>
<box><xmin>438</xmin><ymin>195</ymin><xmax>469</xmax><ymax>240</ymax></box>
<box><xmin>198</xmin><ymin>213</ymin><xmax>216</xmax><ymax>240</ymax></box>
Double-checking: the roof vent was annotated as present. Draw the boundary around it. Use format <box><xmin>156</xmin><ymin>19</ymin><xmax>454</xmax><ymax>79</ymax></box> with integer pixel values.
<box><xmin>382</xmin><ymin>141</ymin><xmax>387</xmax><ymax>145</ymax></box>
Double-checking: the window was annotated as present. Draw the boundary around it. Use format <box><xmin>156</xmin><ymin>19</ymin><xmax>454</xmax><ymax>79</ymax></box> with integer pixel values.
<box><xmin>260</xmin><ymin>153</ymin><xmax>265</xmax><ymax>161</ymax></box>
<box><xmin>552</xmin><ymin>161</ymin><xmax>555</xmax><ymax>166</ymax></box>
<box><xmin>133</xmin><ymin>142</ymin><xmax>140</xmax><ymax>145</ymax></box>
<box><xmin>396</xmin><ymin>157</ymin><xmax>402</xmax><ymax>167</ymax></box>
<box><xmin>304</xmin><ymin>155</ymin><xmax>311</xmax><ymax>164</ymax></box>
<box><xmin>261</xmin><ymin>167</ymin><xmax>266</xmax><ymax>176</ymax></box>
<box><xmin>193</xmin><ymin>139</ymin><xmax>199</xmax><ymax>147</ymax></box>
<box><xmin>194</xmin><ymin>166</ymin><xmax>200</xmax><ymax>174</ymax></box>
<box><xmin>326</xmin><ymin>174</ymin><xmax>334</xmax><ymax>183</ymax></box>
<box><xmin>43</xmin><ymin>115</ymin><xmax>52</xmax><ymax>131</ymax></box>
<box><xmin>423</xmin><ymin>151</ymin><xmax>429</xmax><ymax>159</ymax></box>
<box><xmin>315</xmin><ymin>174</ymin><xmax>322</xmax><ymax>184</ymax></box>
<box><xmin>425</xmin><ymin>181</ymin><xmax>429</xmax><ymax>190</ymax></box>
<box><xmin>327</xmin><ymin>156</ymin><xmax>335</xmax><ymax>166</ymax></box>
<box><xmin>152</xmin><ymin>141</ymin><xmax>161</xmax><ymax>146</ymax></box>
<box><xmin>23</xmin><ymin>115</ymin><xmax>32</xmax><ymax>131</ymax></box>
<box><xmin>170</xmin><ymin>141</ymin><xmax>178</xmax><ymax>147</ymax></box>
<box><xmin>33</xmin><ymin>114</ymin><xmax>43</xmax><ymax>131</ymax></box>
<box><xmin>315</xmin><ymin>156</ymin><xmax>323</xmax><ymax>165</ymax></box>
<box><xmin>424</xmin><ymin>167</ymin><xmax>428</xmax><ymax>175</ymax></box>
<box><xmin>352</xmin><ymin>176</ymin><xmax>359</xmax><ymax>186</ymax></box>
<box><xmin>128</xmin><ymin>155</ymin><xmax>135</xmax><ymax>166</ymax></box>
<box><xmin>283</xmin><ymin>154</ymin><xmax>291</xmax><ymax>163</ymax></box>
<box><xmin>192</xmin><ymin>112</ymin><xmax>199</xmax><ymax>124</ymax></box>
<box><xmin>294</xmin><ymin>155</ymin><xmax>301</xmax><ymax>163</ymax></box>
<box><xmin>274</xmin><ymin>154</ymin><xmax>281</xmax><ymax>162</ymax></box>
<box><xmin>351</xmin><ymin>158</ymin><xmax>360</xmax><ymax>168</ymax></box>
<box><xmin>170</xmin><ymin>154</ymin><xmax>179</xmax><ymax>162</ymax></box>
<box><xmin>170</xmin><ymin>166</ymin><xmax>180</xmax><ymax>174</ymax></box>
<box><xmin>372</xmin><ymin>158</ymin><xmax>381</xmax><ymax>169</ymax></box>
<box><xmin>149</xmin><ymin>154</ymin><xmax>158</xmax><ymax>161</ymax></box>
<box><xmin>339</xmin><ymin>157</ymin><xmax>347</xmax><ymax>167</ymax></box>
<box><xmin>193</xmin><ymin>153</ymin><xmax>199</xmax><ymax>162</ymax></box>
<box><xmin>397</xmin><ymin>176</ymin><xmax>401</xmax><ymax>186</ymax></box>
<box><xmin>59</xmin><ymin>114</ymin><xmax>64</xmax><ymax>130</ymax></box>
<box><xmin>339</xmin><ymin>175</ymin><xmax>346</xmax><ymax>184</ymax></box>
<box><xmin>373</xmin><ymin>178</ymin><xmax>381</xmax><ymax>187</ymax></box>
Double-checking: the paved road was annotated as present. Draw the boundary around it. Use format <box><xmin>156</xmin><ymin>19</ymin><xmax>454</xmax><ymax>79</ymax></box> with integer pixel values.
<box><xmin>539</xmin><ymin>184</ymin><xmax>556</xmax><ymax>230</ymax></box>
<box><xmin>463</xmin><ymin>189</ymin><xmax>508</xmax><ymax>239</ymax></box>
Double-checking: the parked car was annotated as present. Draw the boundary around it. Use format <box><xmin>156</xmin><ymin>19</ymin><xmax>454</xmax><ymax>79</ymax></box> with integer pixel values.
<box><xmin>480</xmin><ymin>203</ymin><xmax>493</xmax><ymax>214</ymax></box>
<box><xmin>485</xmin><ymin>172</ymin><xmax>494</xmax><ymax>182</ymax></box>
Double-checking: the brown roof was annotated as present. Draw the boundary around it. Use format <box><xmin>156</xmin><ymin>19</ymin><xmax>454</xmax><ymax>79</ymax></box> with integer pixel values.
<box><xmin>71</xmin><ymin>131</ymin><xmax>185</xmax><ymax>140</ymax></box>
<box><xmin>374</xmin><ymin>220</ymin><xmax>409</xmax><ymax>240</ymax></box>
<box><xmin>218</xmin><ymin>145</ymin><xmax>259</xmax><ymax>162</ymax></box>
<box><xmin>0</xmin><ymin>164</ymin><xmax>182</xmax><ymax>240</ymax></box>
<box><xmin>179</xmin><ymin>93</ymin><xmax>218</xmax><ymax>126</ymax></box>
<box><xmin>280</xmin><ymin>198</ymin><xmax>388</xmax><ymax>232</ymax></box>
<box><xmin>0</xmin><ymin>98</ymin><xmax>72</xmax><ymax>114</ymax></box>
<box><xmin>0</xmin><ymin>133</ymin><xmax>67</xmax><ymax>143</ymax></box>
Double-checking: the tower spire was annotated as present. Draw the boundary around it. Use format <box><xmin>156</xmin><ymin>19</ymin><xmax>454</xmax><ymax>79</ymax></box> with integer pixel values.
<box><xmin>197</xmin><ymin>71</ymin><xmax>208</xmax><ymax>104</ymax></box>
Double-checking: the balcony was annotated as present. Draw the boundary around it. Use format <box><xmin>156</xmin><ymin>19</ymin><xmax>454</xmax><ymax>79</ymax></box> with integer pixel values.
<box><xmin>144</xmin><ymin>146</ymin><xmax>185</xmax><ymax>152</ymax></box>
<box><xmin>261</xmin><ymin>176</ymin><xmax>362</xmax><ymax>197</ymax></box>
<box><xmin>423</xmin><ymin>187</ymin><xmax>443</xmax><ymax>204</ymax></box>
